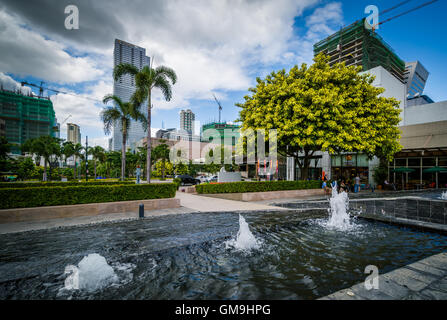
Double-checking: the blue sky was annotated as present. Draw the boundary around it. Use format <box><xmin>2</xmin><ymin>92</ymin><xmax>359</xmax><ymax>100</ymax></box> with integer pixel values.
<box><xmin>0</xmin><ymin>0</ymin><xmax>445</xmax><ymax>148</ymax></box>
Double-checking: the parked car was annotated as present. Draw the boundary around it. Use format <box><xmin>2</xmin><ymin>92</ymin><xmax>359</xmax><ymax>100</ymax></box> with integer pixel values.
<box><xmin>197</xmin><ymin>175</ymin><xmax>210</xmax><ymax>183</ymax></box>
<box><xmin>209</xmin><ymin>175</ymin><xmax>218</xmax><ymax>182</ymax></box>
<box><xmin>177</xmin><ymin>175</ymin><xmax>201</xmax><ymax>185</ymax></box>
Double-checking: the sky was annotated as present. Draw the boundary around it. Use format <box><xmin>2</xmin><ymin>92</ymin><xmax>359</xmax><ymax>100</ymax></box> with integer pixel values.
<box><xmin>0</xmin><ymin>0</ymin><xmax>446</xmax><ymax>149</ymax></box>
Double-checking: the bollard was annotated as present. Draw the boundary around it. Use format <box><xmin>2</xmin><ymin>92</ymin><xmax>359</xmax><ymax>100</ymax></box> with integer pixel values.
<box><xmin>139</xmin><ymin>204</ymin><xmax>144</xmax><ymax>218</ymax></box>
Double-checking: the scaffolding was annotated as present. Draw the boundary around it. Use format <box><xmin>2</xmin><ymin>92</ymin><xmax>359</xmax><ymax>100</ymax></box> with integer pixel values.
<box><xmin>0</xmin><ymin>90</ymin><xmax>56</xmax><ymax>154</ymax></box>
<box><xmin>313</xmin><ymin>18</ymin><xmax>406</xmax><ymax>83</ymax></box>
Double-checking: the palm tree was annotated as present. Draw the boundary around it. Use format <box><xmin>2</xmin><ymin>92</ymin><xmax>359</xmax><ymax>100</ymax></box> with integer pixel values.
<box><xmin>113</xmin><ymin>62</ymin><xmax>177</xmax><ymax>183</ymax></box>
<box><xmin>61</xmin><ymin>141</ymin><xmax>75</xmax><ymax>167</ymax></box>
<box><xmin>89</xmin><ymin>145</ymin><xmax>106</xmax><ymax>179</ymax></box>
<box><xmin>22</xmin><ymin>136</ymin><xmax>61</xmax><ymax>181</ymax></box>
<box><xmin>101</xmin><ymin>95</ymin><xmax>147</xmax><ymax>181</ymax></box>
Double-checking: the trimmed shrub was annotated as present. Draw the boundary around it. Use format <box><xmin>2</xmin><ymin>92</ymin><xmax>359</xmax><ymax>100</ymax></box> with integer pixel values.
<box><xmin>0</xmin><ymin>183</ymin><xmax>177</xmax><ymax>209</ymax></box>
<box><xmin>173</xmin><ymin>178</ymin><xmax>181</xmax><ymax>190</ymax></box>
<box><xmin>0</xmin><ymin>181</ymin><xmax>136</xmax><ymax>188</ymax></box>
<box><xmin>195</xmin><ymin>180</ymin><xmax>322</xmax><ymax>194</ymax></box>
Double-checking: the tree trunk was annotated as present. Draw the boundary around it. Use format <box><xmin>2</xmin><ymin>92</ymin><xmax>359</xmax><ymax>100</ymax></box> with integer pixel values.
<box><xmin>146</xmin><ymin>91</ymin><xmax>152</xmax><ymax>183</ymax></box>
<box><xmin>301</xmin><ymin>163</ymin><xmax>309</xmax><ymax>180</ymax></box>
<box><xmin>121</xmin><ymin>130</ymin><xmax>127</xmax><ymax>181</ymax></box>
<box><xmin>94</xmin><ymin>160</ymin><xmax>97</xmax><ymax>179</ymax></box>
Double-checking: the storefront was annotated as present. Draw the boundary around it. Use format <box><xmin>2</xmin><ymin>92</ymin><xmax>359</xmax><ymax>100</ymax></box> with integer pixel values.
<box><xmin>391</xmin><ymin>120</ymin><xmax>447</xmax><ymax>189</ymax></box>
<box><xmin>390</xmin><ymin>154</ymin><xmax>447</xmax><ymax>188</ymax></box>
<box><xmin>331</xmin><ymin>153</ymin><xmax>370</xmax><ymax>184</ymax></box>
<box><xmin>293</xmin><ymin>156</ymin><xmax>323</xmax><ymax>180</ymax></box>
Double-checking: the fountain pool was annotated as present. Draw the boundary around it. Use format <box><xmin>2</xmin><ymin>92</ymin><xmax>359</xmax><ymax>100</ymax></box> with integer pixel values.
<box><xmin>1</xmin><ymin>208</ymin><xmax>446</xmax><ymax>300</ymax></box>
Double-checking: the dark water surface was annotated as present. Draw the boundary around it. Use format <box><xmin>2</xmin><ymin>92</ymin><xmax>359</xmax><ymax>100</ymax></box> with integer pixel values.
<box><xmin>1</xmin><ymin>210</ymin><xmax>446</xmax><ymax>299</ymax></box>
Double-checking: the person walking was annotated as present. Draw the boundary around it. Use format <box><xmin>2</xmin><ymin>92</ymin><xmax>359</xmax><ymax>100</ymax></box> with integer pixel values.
<box><xmin>354</xmin><ymin>175</ymin><xmax>361</xmax><ymax>193</ymax></box>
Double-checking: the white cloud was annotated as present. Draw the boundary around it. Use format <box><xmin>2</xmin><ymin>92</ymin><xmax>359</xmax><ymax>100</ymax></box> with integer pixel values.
<box><xmin>1</xmin><ymin>0</ymin><xmax>345</xmax><ymax>142</ymax></box>
<box><xmin>50</xmin><ymin>79</ymin><xmax>113</xmax><ymax>140</ymax></box>
<box><xmin>305</xmin><ymin>2</ymin><xmax>344</xmax><ymax>42</ymax></box>
<box><xmin>0</xmin><ymin>72</ymin><xmax>32</xmax><ymax>95</ymax></box>
<box><xmin>0</xmin><ymin>10</ymin><xmax>104</xmax><ymax>83</ymax></box>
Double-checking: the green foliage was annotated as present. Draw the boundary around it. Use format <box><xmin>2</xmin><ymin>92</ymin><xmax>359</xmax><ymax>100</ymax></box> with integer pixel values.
<box><xmin>21</xmin><ymin>135</ymin><xmax>62</xmax><ymax>181</ymax></box>
<box><xmin>373</xmin><ymin>160</ymin><xmax>389</xmax><ymax>186</ymax></box>
<box><xmin>0</xmin><ymin>183</ymin><xmax>177</xmax><ymax>209</ymax></box>
<box><xmin>236</xmin><ymin>53</ymin><xmax>402</xmax><ymax>179</ymax></box>
<box><xmin>154</xmin><ymin>160</ymin><xmax>173</xmax><ymax>177</ymax></box>
<box><xmin>0</xmin><ymin>136</ymin><xmax>11</xmax><ymax>160</ymax></box>
<box><xmin>175</xmin><ymin>162</ymin><xmax>188</xmax><ymax>175</ymax></box>
<box><xmin>173</xmin><ymin>177</ymin><xmax>182</xmax><ymax>190</ymax></box>
<box><xmin>195</xmin><ymin>180</ymin><xmax>321</xmax><ymax>194</ymax></box>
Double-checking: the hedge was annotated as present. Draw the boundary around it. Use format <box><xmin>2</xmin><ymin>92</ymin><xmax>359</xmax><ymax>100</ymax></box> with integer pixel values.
<box><xmin>0</xmin><ymin>183</ymin><xmax>177</xmax><ymax>209</ymax></box>
<box><xmin>0</xmin><ymin>181</ymin><xmax>136</xmax><ymax>188</ymax></box>
<box><xmin>195</xmin><ymin>180</ymin><xmax>322</xmax><ymax>194</ymax></box>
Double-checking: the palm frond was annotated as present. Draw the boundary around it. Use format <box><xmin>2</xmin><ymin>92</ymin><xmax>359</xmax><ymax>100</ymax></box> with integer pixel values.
<box><xmin>155</xmin><ymin>66</ymin><xmax>177</xmax><ymax>85</ymax></box>
<box><xmin>113</xmin><ymin>63</ymin><xmax>139</xmax><ymax>81</ymax></box>
<box><xmin>154</xmin><ymin>76</ymin><xmax>173</xmax><ymax>101</ymax></box>
<box><xmin>101</xmin><ymin>107</ymin><xmax>121</xmax><ymax>135</ymax></box>
<box><xmin>131</xmin><ymin>87</ymin><xmax>149</xmax><ymax>107</ymax></box>
<box><xmin>103</xmin><ymin>94</ymin><xmax>124</xmax><ymax>106</ymax></box>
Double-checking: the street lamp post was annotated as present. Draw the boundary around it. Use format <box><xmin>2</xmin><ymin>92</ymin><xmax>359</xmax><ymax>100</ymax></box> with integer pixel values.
<box><xmin>85</xmin><ymin>136</ymin><xmax>88</xmax><ymax>182</ymax></box>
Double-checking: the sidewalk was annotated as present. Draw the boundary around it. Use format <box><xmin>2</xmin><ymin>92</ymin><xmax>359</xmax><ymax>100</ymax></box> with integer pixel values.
<box><xmin>175</xmin><ymin>192</ymin><xmax>289</xmax><ymax>212</ymax></box>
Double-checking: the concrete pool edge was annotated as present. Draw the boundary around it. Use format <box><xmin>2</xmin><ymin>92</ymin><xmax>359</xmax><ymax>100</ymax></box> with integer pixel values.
<box><xmin>320</xmin><ymin>251</ymin><xmax>447</xmax><ymax>300</ymax></box>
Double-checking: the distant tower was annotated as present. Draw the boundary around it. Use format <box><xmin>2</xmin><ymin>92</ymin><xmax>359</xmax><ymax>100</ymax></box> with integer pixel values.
<box><xmin>179</xmin><ymin>109</ymin><xmax>195</xmax><ymax>134</ymax></box>
<box><xmin>67</xmin><ymin>123</ymin><xmax>81</xmax><ymax>144</ymax></box>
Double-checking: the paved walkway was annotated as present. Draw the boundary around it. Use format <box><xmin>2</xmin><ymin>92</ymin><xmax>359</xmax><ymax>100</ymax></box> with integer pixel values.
<box><xmin>175</xmin><ymin>192</ymin><xmax>288</xmax><ymax>212</ymax></box>
<box><xmin>320</xmin><ymin>252</ymin><xmax>447</xmax><ymax>300</ymax></box>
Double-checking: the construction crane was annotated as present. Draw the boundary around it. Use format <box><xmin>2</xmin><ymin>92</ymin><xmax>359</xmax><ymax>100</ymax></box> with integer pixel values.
<box><xmin>372</xmin><ymin>0</ymin><xmax>439</xmax><ymax>31</ymax></box>
<box><xmin>20</xmin><ymin>81</ymin><xmax>101</xmax><ymax>102</ymax></box>
<box><xmin>212</xmin><ymin>93</ymin><xmax>223</xmax><ymax>123</ymax></box>
<box><xmin>61</xmin><ymin>114</ymin><xmax>72</xmax><ymax>125</ymax></box>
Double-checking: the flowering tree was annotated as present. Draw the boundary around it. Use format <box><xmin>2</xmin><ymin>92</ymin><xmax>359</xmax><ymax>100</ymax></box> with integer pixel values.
<box><xmin>237</xmin><ymin>53</ymin><xmax>402</xmax><ymax>179</ymax></box>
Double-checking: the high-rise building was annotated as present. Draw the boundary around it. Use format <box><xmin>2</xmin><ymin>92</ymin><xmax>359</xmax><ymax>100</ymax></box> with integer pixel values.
<box><xmin>180</xmin><ymin>109</ymin><xmax>195</xmax><ymax>133</ymax></box>
<box><xmin>112</xmin><ymin>39</ymin><xmax>150</xmax><ymax>151</ymax></box>
<box><xmin>0</xmin><ymin>89</ymin><xmax>56</xmax><ymax>154</ymax></box>
<box><xmin>201</xmin><ymin>122</ymin><xmax>241</xmax><ymax>146</ymax></box>
<box><xmin>313</xmin><ymin>19</ymin><xmax>406</xmax><ymax>83</ymax></box>
<box><xmin>67</xmin><ymin>123</ymin><xmax>81</xmax><ymax>144</ymax></box>
<box><xmin>404</xmin><ymin>61</ymin><xmax>429</xmax><ymax>99</ymax></box>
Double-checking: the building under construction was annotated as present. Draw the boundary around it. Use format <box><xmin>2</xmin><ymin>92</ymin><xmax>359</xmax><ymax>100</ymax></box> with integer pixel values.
<box><xmin>313</xmin><ymin>18</ymin><xmax>406</xmax><ymax>83</ymax></box>
<box><xmin>0</xmin><ymin>89</ymin><xmax>56</xmax><ymax>154</ymax></box>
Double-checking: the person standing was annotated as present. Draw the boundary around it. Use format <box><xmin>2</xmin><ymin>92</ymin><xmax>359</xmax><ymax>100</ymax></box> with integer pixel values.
<box><xmin>136</xmin><ymin>165</ymin><xmax>141</xmax><ymax>184</ymax></box>
<box><xmin>354</xmin><ymin>175</ymin><xmax>361</xmax><ymax>193</ymax></box>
